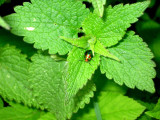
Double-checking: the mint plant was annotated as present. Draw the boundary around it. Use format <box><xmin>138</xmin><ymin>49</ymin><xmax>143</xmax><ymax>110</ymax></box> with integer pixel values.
<box><xmin>0</xmin><ymin>0</ymin><xmax>159</xmax><ymax>120</ymax></box>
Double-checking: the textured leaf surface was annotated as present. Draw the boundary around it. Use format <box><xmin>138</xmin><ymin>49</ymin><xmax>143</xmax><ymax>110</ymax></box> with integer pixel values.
<box><xmin>146</xmin><ymin>98</ymin><xmax>160</xmax><ymax>119</ymax></box>
<box><xmin>0</xmin><ymin>102</ymin><xmax>41</xmax><ymax>120</ymax></box>
<box><xmin>74</xmin><ymin>80</ymin><xmax>96</xmax><ymax>113</ymax></box>
<box><xmin>67</xmin><ymin>47</ymin><xmax>100</xmax><ymax>98</ymax></box>
<box><xmin>100</xmin><ymin>31</ymin><xmax>156</xmax><ymax>93</ymax></box>
<box><xmin>4</xmin><ymin>0</ymin><xmax>89</xmax><ymax>55</ymax></box>
<box><xmin>91</xmin><ymin>0</ymin><xmax>106</xmax><ymax>17</ymax></box>
<box><xmin>0</xmin><ymin>45</ymin><xmax>38</xmax><ymax>107</ymax></box>
<box><xmin>82</xmin><ymin>1</ymin><xmax>150</xmax><ymax>47</ymax></box>
<box><xmin>29</xmin><ymin>54</ymin><xmax>69</xmax><ymax>120</ymax></box>
<box><xmin>0</xmin><ymin>17</ymin><xmax>10</xmax><ymax>30</ymax></box>
<box><xmin>73</xmin><ymin>91</ymin><xmax>145</xmax><ymax>120</ymax></box>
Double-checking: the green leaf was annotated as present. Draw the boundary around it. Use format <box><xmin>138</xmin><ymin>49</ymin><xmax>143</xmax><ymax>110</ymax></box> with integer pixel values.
<box><xmin>73</xmin><ymin>91</ymin><xmax>145</xmax><ymax>120</ymax></box>
<box><xmin>67</xmin><ymin>47</ymin><xmax>100</xmax><ymax>98</ymax></box>
<box><xmin>0</xmin><ymin>16</ymin><xmax>10</xmax><ymax>30</ymax></box>
<box><xmin>4</xmin><ymin>0</ymin><xmax>89</xmax><ymax>55</ymax></box>
<box><xmin>0</xmin><ymin>29</ymin><xmax>36</xmax><ymax>58</ymax></box>
<box><xmin>146</xmin><ymin>98</ymin><xmax>160</xmax><ymax>119</ymax></box>
<box><xmin>0</xmin><ymin>0</ymin><xmax>5</xmax><ymax>6</ymax></box>
<box><xmin>82</xmin><ymin>1</ymin><xmax>150</xmax><ymax>47</ymax></box>
<box><xmin>100</xmin><ymin>31</ymin><xmax>156</xmax><ymax>93</ymax></box>
<box><xmin>94</xmin><ymin>40</ymin><xmax>119</xmax><ymax>61</ymax></box>
<box><xmin>93</xmin><ymin>69</ymin><xmax>128</xmax><ymax>95</ymax></box>
<box><xmin>0</xmin><ymin>102</ymin><xmax>41</xmax><ymax>120</ymax></box>
<box><xmin>0</xmin><ymin>45</ymin><xmax>38</xmax><ymax>107</ymax></box>
<box><xmin>91</xmin><ymin>0</ymin><xmax>106</xmax><ymax>17</ymax></box>
<box><xmin>29</xmin><ymin>54</ymin><xmax>70</xmax><ymax>120</ymax></box>
<box><xmin>99</xmin><ymin>1</ymin><xmax>150</xmax><ymax>47</ymax></box>
<box><xmin>38</xmin><ymin>112</ymin><xmax>57</xmax><ymax>120</ymax></box>
<box><xmin>60</xmin><ymin>36</ymin><xmax>90</xmax><ymax>49</ymax></box>
<box><xmin>74</xmin><ymin>80</ymin><xmax>96</xmax><ymax>113</ymax></box>
<box><xmin>0</xmin><ymin>98</ymin><xmax>3</xmax><ymax>109</ymax></box>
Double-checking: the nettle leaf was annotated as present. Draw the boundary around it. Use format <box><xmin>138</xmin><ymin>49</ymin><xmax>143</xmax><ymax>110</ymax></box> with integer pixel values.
<box><xmin>29</xmin><ymin>53</ymin><xmax>96</xmax><ymax>120</ymax></box>
<box><xmin>73</xmin><ymin>91</ymin><xmax>145</xmax><ymax>120</ymax></box>
<box><xmin>38</xmin><ymin>112</ymin><xmax>57</xmax><ymax>120</ymax></box>
<box><xmin>29</xmin><ymin>54</ymin><xmax>69</xmax><ymax>120</ymax></box>
<box><xmin>60</xmin><ymin>36</ymin><xmax>90</xmax><ymax>49</ymax></box>
<box><xmin>4</xmin><ymin>0</ymin><xmax>89</xmax><ymax>55</ymax></box>
<box><xmin>145</xmin><ymin>98</ymin><xmax>160</xmax><ymax>119</ymax></box>
<box><xmin>0</xmin><ymin>45</ymin><xmax>38</xmax><ymax>107</ymax></box>
<box><xmin>91</xmin><ymin>0</ymin><xmax>106</xmax><ymax>17</ymax></box>
<box><xmin>94</xmin><ymin>40</ymin><xmax>119</xmax><ymax>61</ymax></box>
<box><xmin>83</xmin><ymin>1</ymin><xmax>150</xmax><ymax>47</ymax></box>
<box><xmin>67</xmin><ymin>47</ymin><xmax>100</xmax><ymax>98</ymax></box>
<box><xmin>100</xmin><ymin>31</ymin><xmax>156</xmax><ymax>93</ymax></box>
<box><xmin>0</xmin><ymin>102</ymin><xmax>41</xmax><ymax>120</ymax></box>
<box><xmin>0</xmin><ymin>17</ymin><xmax>10</xmax><ymax>30</ymax></box>
<box><xmin>74</xmin><ymin>80</ymin><xmax>96</xmax><ymax>113</ymax></box>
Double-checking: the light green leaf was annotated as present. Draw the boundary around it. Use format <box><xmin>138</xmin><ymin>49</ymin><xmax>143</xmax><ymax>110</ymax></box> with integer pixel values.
<box><xmin>94</xmin><ymin>40</ymin><xmax>119</xmax><ymax>61</ymax></box>
<box><xmin>29</xmin><ymin>54</ymin><xmax>69</xmax><ymax>120</ymax></box>
<box><xmin>60</xmin><ymin>36</ymin><xmax>90</xmax><ymax>49</ymax></box>
<box><xmin>91</xmin><ymin>0</ymin><xmax>106</xmax><ymax>17</ymax></box>
<box><xmin>38</xmin><ymin>112</ymin><xmax>57</xmax><ymax>120</ymax></box>
<box><xmin>0</xmin><ymin>45</ymin><xmax>38</xmax><ymax>107</ymax></box>
<box><xmin>146</xmin><ymin>98</ymin><xmax>160</xmax><ymax>119</ymax></box>
<box><xmin>99</xmin><ymin>1</ymin><xmax>150</xmax><ymax>47</ymax></box>
<box><xmin>67</xmin><ymin>47</ymin><xmax>100</xmax><ymax>98</ymax></box>
<box><xmin>29</xmin><ymin>53</ymin><xmax>96</xmax><ymax>120</ymax></box>
<box><xmin>4</xmin><ymin>0</ymin><xmax>89</xmax><ymax>55</ymax></box>
<box><xmin>100</xmin><ymin>31</ymin><xmax>156</xmax><ymax>93</ymax></box>
<box><xmin>0</xmin><ymin>16</ymin><xmax>10</xmax><ymax>30</ymax></box>
<box><xmin>82</xmin><ymin>1</ymin><xmax>150</xmax><ymax>47</ymax></box>
<box><xmin>73</xmin><ymin>91</ymin><xmax>145</xmax><ymax>120</ymax></box>
<box><xmin>74</xmin><ymin>80</ymin><xmax>96</xmax><ymax>113</ymax></box>
<box><xmin>0</xmin><ymin>102</ymin><xmax>41</xmax><ymax>120</ymax></box>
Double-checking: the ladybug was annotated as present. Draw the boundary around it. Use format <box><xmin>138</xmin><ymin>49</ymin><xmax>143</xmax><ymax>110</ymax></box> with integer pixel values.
<box><xmin>84</xmin><ymin>50</ymin><xmax>93</xmax><ymax>62</ymax></box>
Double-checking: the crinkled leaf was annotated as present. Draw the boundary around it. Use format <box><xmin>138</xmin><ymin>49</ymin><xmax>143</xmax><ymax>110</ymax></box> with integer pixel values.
<box><xmin>91</xmin><ymin>0</ymin><xmax>106</xmax><ymax>17</ymax></box>
<box><xmin>99</xmin><ymin>1</ymin><xmax>150</xmax><ymax>47</ymax></box>
<box><xmin>100</xmin><ymin>31</ymin><xmax>156</xmax><ymax>93</ymax></box>
<box><xmin>0</xmin><ymin>102</ymin><xmax>41</xmax><ymax>120</ymax></box>
<box><xmin>60</xmin><ymin>36</ymin><xmax>90</xmax><ymax>49</ymax></box>
<box><xmin>4</xmin><ymin>0</ymin><xmax>89</xmax><ymax>55</ymax></box>
<box><xmin>67</xmin><ymin>47</ymin><xmax>100</xmax><ymax>98</ymax></box>
<box><xmin>83</xmin><ymin>1</ymin><xmax>150</xmax><ymax>47</ymax></box>
<box><xmin>0</xmin><ymin>45</ymin><xmax>38</xmax><ymax>107</ymax></box>
<box><xmin>0</xmin><ymin>16</ymin><xmax>10</xmax><ymax>30</ymax></box>
<box><xmin>74</xmin><ymin>80</ymin><xmax>96</xmax><ymax>113</ymax></box>
<box><xmin>73</xmin><ymin>91</ymin><xmax>145</xmax><ymax>120</ymax></box>
<box><xmin>146</xmin><ymin>98</ymin><xmax>160</xmax><ymax>119</ymax></box>
<box><xmin>29</xmin><ymin>54</ymin><xmax>69</xmax><ymax>120</ymax></box>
